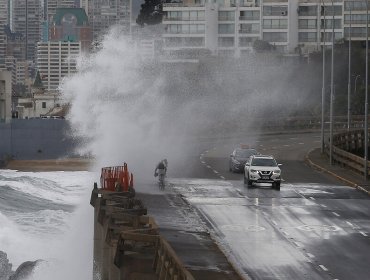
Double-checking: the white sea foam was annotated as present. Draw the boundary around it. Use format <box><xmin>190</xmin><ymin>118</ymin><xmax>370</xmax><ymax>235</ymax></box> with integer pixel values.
<box><xmin>0</xmin><ymin>170</ymin><xmax>97</xmax><ymax>204</ymax></box>
<box><xmin>0</xmin><ymin>170</ymin><xmax>94</xmax><ymax>277</ymax></box>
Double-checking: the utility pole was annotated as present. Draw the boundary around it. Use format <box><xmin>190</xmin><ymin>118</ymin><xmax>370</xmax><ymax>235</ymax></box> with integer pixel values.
<box><xmin>365</xmin><ymin>0</ymin><xmax>369</xmax><ymax>179</ymax></box>
<box><xmin>321</xmin><ymin>0</ymin><xmax>326</xmax><ymax>154</ymax></box>
<box><xmin>330</xmin><ymin>0</ymin><xmax>335</xmax><ymax>165</ymax></box>
<box><xmin>348</xmin><ymin>7</ymin><xmax>352</xmax><ymax>131</ymax></box>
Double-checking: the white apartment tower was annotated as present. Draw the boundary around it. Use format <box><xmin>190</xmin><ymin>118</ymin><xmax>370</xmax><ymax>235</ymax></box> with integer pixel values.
<box><xmin>162</xmin><ymin>0</ymin><xmax>369</xmax><ymax>58</ymax></box>
<box><xmin>88</xmin><ymin>0</ymin><xmax>131</xmax><ymax>40</ymax></box>
<box><xmin>12</xmin><ymin>0</ymin><xmax>42</xmax><ymax>61</ymax></box>
<box><xmin>36</xmin><ymin>41</ymin><xmax>81</xmax><ymax>91</ymax></box>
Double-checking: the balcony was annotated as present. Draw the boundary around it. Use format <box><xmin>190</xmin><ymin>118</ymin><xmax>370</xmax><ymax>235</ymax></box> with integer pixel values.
<box><xmin>163</xmin><ymin>3</ymin><xmax>204</xmax><ymax>8</ymax></box>
<box><xmin>239</xmin><ymin>16</ymin><xmax>260</xmax><ymax>21</ymax></box>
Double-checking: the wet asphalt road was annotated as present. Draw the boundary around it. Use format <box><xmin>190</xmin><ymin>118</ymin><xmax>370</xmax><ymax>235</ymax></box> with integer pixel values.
<box><xmin>165</xmin><ymin>132</ymin><xmax>370</xmax><ymax>280</ymax></box>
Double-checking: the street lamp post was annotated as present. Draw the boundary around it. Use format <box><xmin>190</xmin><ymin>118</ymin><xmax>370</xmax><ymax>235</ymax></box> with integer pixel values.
<box><xmin>330</xmin><ymin>0</ymin><xmax>335</xmax><ymax>165</ymax></box>
<box><xmin>321</xmin><ymin>0</ymin><xmax>326</xmax><ymax>154</ymax></box>
<box><xmin>365</xmin><ymin>0</ymin><xmax>369</xmax><ymax>179</ymax></box>
<box><xmin>348</xmin><ymin>7</ymin><xmax>352</xmax><ymax>131</ymax></box>
<box><xmin>354</xmin><ymin>74</ymin><xmax>361</xmax><ymax>97</ymax></box>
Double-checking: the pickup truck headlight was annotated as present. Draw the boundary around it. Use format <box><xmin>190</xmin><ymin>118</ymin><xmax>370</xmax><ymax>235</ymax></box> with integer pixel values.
<box><xmin>250</xmin><ymin>169</ymin><xmax>257</xmax><ymax>173</ymax></box>
<box><xmin>273</xmin><ymin>169</ymin><xmax>281</xmax><ymax>174</ymax></box>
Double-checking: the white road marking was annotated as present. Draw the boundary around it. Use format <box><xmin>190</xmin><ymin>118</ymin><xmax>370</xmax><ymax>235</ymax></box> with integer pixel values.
<box><xmin>294</xmin><ymin>241</ymin><xmax>301</xmax><ymax>248</ymax></box>
<box><xmin>220</xmin><ymin>176</ymin><xmax>225</xmax><ymax>180</ymax></box>
<box><xmin>332</xmin><ymin>212</ymin><xmax>340</xmax><ymax>217</ymax></box>
<box><xmin>282</xmin><ymin>230</ymin><xmax>289</xmax><ymax>236</ymax></box>
<box><xmin>201</xmin><ymin>161</ymin><xmax>206</xmax><ymax>164</ymax></box>
<box><xmin>306</xmin><ymin>253</ymin><xmax>315</xmax><ymax>259</ymax></box>
<box><xmin>359</xmin><ymin>231</ymin><xmax>368</xmax><ymax>237</ymax></box>
<box><xmin>298</xmin><ymin>143</ymin><xmax>305</xmax><ymax>145</ymax></box>
<box><xmin>320</xmin><ymin>204</ymin><xmax>327</xmax><ymax>208</ymax></box>
<box><xmin>283</xmin><ymin>144</ymin><xmax>290</xmax><ymax>147</ymax></box>
<box><xmin>206</xmin><ymin>165</ymin><xmax>211</xmax><ymax>169</ymax></box>
<box><xmin>271</xmin><ymin>220</ymin><xmax>278</xmax><ymax>225</ymax></box>
<box><xmin>309</xmin><ymin>197</ymin><xmax>315</xmax><ymax>200</ymax></box>
<box><xmin>213</xmin><ymin>170</ymin><xmax>219</xmax><ymax>174</ymax></box>
<box><xmin>205</xmin><ymin>150</ymin><xmax>208</xmax><ymax>153</ymax></box>
<box><xmin>319</xmin><ymin>265</ymin><xmax>329</xmax><ymax>271</ymax></box>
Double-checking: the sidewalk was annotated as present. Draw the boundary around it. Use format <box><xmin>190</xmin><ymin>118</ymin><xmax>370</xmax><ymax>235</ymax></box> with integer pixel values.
<box><xmin>305</xmin><ymin>148</ymin><xmax>370</xmax><ymax>196</ymax></box>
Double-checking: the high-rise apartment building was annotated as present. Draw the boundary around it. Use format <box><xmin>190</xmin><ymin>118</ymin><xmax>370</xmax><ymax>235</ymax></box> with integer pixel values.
<box><xmin>88</xmin><ymin>0</ymin><xmax>131</xmax><ymax>40</ymax></box>
<box><xmin>36</xmin><ymin>41</ymin><xmax>81</xmax><ymax>91</ymax></box>
<box><xmin>162</xmin><ymin>0</ymin><xmax>369</xmax><ymax>58</ymax></box>
<box><xmin>5</xmin><ymin>26</ymin><xmax>26</xmax><ymax>61</ymax></box>
<box><xmin>12</xmin><ymin>0</ymin><xmax>42</xmax><ymax>61</ymax></box>
<box><xmin>0</xmin><ymin>0</ymin><xmax>8</xmax><ymax>69</ymax></box>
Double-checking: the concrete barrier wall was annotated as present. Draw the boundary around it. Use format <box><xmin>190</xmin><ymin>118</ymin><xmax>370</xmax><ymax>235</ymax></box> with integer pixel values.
<box><xmin>329</xmin><ymin>129</ymin><xmax>370</xmax><ymax>176</ymax></box>
<box><xmin>0</xmin><ymin>119</ymin><xmax>78</xmax><ymax>161</ymax></box>
<box><xmin>90</xmin><ymin>185</ymin><xmax>195</xmax><ymax>280</ymax></box>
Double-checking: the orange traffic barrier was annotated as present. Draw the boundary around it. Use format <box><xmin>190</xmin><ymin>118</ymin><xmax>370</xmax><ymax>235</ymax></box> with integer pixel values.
<box><xmin>100</xmin><ymin>163</ymin><xmax>134</xmax><ymax>192</ymax></box>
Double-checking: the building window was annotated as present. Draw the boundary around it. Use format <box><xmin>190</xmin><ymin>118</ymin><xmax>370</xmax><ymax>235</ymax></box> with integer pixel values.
<box><xmin>322</xmin><ymin>5</ymin><xmax>342</xmax><ymax>16</ymax></box>
<box><xmin>298</xmin><ymin>6</ymin><xmax>317</xmax><ymax>16</ymax></box>
<box><xmin>218</xmin><ymin>37</ymin><xmax>234</xmax><ymax>47</ymax></box>
<box><xmin>263</xmin><ymin>32</ymin><xmax>287</xmax><ymax>42</ymax></box>
<box><xmin>263</xmin><ymin>19</ymin><xmax>288</xmax><ymax>29</ymax></box>
<box><xmin>322</xmin><ymin>32</ymin><xmax>343</xmax><ymax>42</ymax></box>
<box><xmin>239</xmin><ymin>37</ymin><xmax>258</xmax><ymax>47</ymax></box>
<box><xmin>344</xmin><ymin>14</ymin><xmax>369</xmax><ymax>25</ymax></box>
<box><xmin>167</xmin><ymin>11</ymin><xmax>181</xmax><ymax>20</ymax></box>
<box><xmin>218</xmin><ymin>24</ymin><xmax>234</xmax><ymax>34</ymax></box>
<box><xmin>299</xmin><ymin>32</ymin><xmax>317</xmax><ymax>42</ymax></box>
<box><xmin>344</xmin><ymin>1</ymin><xmax>368</xmax><ymax>11</ymax></box>
<box><xmin>240</xmin><ymin>23</ymin><xmax>260</xmax><ymax>34</ymax></box>
<box><xmin>42</xmin><ymin>102</ymin><xmax>46</xmax><ymax>109</ymax></box>
<box><xmin>344</xmin><ymin>27</ymin><xmax>367</xmax><ymax>38</ymax></box>
<box><xmin>182</xmin><ymin>10</ymin><xmax>205</xmax><ymax>20</ymax></box>
<box><xmin>240</xmin><ymin>10</ymin><xmax>260</xmax><ymax>21</ymax></box>
<box><xmin>263</xmin><ymin>6</ymin><xmax>288</xmax><ymax>16</ymax></box>
<box><xmin>219</xmin><ymin>11</ymin><xmax>235</xmax><ymax>21</ymax></box>
<box><xmin>321</xmin><ymin>19</ymin><xmax>341</xmax><ymax>29</ymax></box>
<box><xmin>299</xmin><ymin>19</ymin><xmax>317</xmax><ymax>29</ymax></box>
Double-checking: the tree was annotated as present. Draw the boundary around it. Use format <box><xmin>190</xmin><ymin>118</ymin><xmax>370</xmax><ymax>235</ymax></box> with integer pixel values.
<box><xmin>136</xmin><ymin>0</ymin><xmax>163</xmax><ymax>26</ymax></box>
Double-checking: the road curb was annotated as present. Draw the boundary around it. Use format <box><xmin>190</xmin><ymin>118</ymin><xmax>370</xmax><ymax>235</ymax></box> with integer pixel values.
<box><xmin>304</xmin><ymin>149</ymin><xmax>370</xmax><ymax>196</ymax></box>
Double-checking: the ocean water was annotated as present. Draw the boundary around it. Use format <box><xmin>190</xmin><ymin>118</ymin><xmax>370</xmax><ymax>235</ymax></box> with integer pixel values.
<box><xmin>0</xmin><ymin>169</ymin><xmax>98</xmax><ymax>279</ymax></box>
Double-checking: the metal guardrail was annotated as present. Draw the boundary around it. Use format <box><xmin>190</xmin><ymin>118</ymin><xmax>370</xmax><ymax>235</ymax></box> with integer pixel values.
<box><xmin>328</xmin><ymin>129</ymin><xmax>370</xmax><ymax>176</ymax></box>
<box><xmin>90</xmin><ymin>184</ymin><xmax>194</xmax><ymax>280</ymax></box>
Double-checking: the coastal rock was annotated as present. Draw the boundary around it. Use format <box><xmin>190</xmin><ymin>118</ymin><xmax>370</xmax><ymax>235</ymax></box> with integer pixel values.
<box><xmin>0</xmin><ymin>251</ymin><xmax>12</xmax><ymax>280</ymax></box>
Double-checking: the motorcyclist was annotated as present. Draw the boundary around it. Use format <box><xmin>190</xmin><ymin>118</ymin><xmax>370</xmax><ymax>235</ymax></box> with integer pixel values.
<box><xmin>154</xmin><ymin>159</ymin><xmax>168</xmax><ymax>177</ymax></box>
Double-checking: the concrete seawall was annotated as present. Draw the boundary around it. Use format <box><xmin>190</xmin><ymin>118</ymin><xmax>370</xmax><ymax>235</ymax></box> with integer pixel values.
<box><xmin>90</xmin><ymin>184</ymin><xmax>195</xmax><ymax>280</ymax></box>
<box><xmin>0</xmin><ymin>119</ymin><xmax>78</xmax><ymax>163</ymax></box>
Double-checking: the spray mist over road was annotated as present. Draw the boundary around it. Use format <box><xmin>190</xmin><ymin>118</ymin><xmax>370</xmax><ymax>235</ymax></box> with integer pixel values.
<box><xmin>61</xmin><ymin>27</ymin><xmax>321</xmax><ymax>183</ymax></box>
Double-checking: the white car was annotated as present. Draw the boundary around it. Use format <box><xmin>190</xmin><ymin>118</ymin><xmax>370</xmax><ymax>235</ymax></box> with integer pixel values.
<box><xmin>244</xmin><ymin>155</ymin><xmax>282</xmax><ymax>190</ymax></box>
